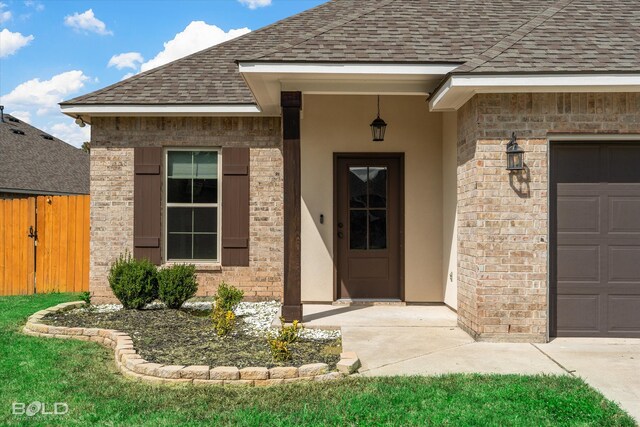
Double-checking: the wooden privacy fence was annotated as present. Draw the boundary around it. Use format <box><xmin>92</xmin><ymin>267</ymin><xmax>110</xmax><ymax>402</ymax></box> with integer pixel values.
<box><xmin>0</xmin><ymin>195</ymin><xmax>89</xmax><ymax>296</ymax></box>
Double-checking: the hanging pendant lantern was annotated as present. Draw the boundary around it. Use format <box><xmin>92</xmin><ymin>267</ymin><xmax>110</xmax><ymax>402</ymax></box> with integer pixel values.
<box><xmin>370</xmin><ymin>95</ymin><xmax>387</xmax><ymax>142</ymax></box>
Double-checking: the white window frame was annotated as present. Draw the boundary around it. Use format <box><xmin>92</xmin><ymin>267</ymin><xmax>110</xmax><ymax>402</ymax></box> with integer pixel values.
<box><xmin>164</xmin><ymin>147</ymin><xmax>222</xmax><ymax>264</ymax></box>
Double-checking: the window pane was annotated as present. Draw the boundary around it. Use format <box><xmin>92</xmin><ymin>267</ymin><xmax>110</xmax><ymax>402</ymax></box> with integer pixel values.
<box><xmin>194</xmin><ymin>151</ymin><xmax>218</xmax><ymax>179</ymax></box>
<box><xmin>168</xmin><ymin>152</ymin><xmax>193</xmax><ymax>178</ymax></box>
<box><xmin>168</xmin><ymin>208</ymin><xmax>192</xmax><ymax>232</ymax></box>
<box><xmin>167</xmin><ymin>233</ymin><xmax>192</xmax><ymax>260</ymax></box>
<box><xmin>167</xmin><ymin>179</ymin><xmax>191</xmax><ymax>203</ymax></box>
<box><xmin>194</xmin><ymin>208</ymin><xmax>217</xmax><ymax>233</ymax></box>
<box><xmin>349</xmin><ymin>167</ymin><xmax>368</xmax><ymax>208</ymax></box>
<box><xmin>369</xmin><ymin>210</ymin><xmax>387</xmax><ymax>249</ymax></box>
<box><xmin>192</xmin><ymin>179</ymin><xmax>217</xmax><ymax>203</ymax></box>
<box><xmin>194</xmin><ymin>234</ymin><xmax>217</xmax><ymax>260</ymax></box>
<box><xmin>368</xmin><ymin>167</ymin><xmax>387</xmax><ymax>208</ymax></box>
<box><xmin>350</xmin><ymin>210</ymin><xmax>367</xmax><ymax>249</ymax></box>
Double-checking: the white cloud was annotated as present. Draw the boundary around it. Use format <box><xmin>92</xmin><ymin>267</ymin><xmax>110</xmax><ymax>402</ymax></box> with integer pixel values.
<box><xmin>108</xmin><ymin>52</ymin><xmax>144</xmax><ymax>70</ymax></box>
<box><xmin>238</xmin><ymin>0</ymin><xmax>272</xmax><ymax>9</ymax></box>
<box><xmin>0</xmin><ymin>29</ymin><xmax>33</xmax><ymax>57</ymax></box>
<box><xmin>140</xmin><ymin>21</ymin><xmax>250</xmax><ymax>72</ymax></box>
<box><xmin>120</xmin><ymin>72</ymin><xmax>135</xmax><ymax>81</ymax></box>
<box><xmin>8</xmin><ymin>110</ymin><xmax>30</xmax><ymax>122</ymax></box>
<box><xmin>64</xmin><ymin>9</ymin><xmax>112</xmax><ymax>35</ymax></box>
<box><xmin>24</xmin><ymin>1</ymin><xmax>44</xmax><ymax>12</ymax></box>
<box><xmin>0</xmin><ymin>70</ymin><xmax>89</xmax><ymax>116</ymax></box>
<box><xmin>0</xmin><ymin>10</ymin><xmax>10</xmax><ymax>24</ymax></box>
<box><xmin>46</xmin><ymin>120</ymin><xmax>90</xmax><ymax>148</ymax></box>
<box><xmin>0</xmin><ymin>2</ymin><xmax>10</xmax><ymax>24</ymax></box>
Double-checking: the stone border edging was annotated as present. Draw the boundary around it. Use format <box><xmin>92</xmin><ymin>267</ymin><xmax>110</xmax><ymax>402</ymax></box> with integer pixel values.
<box><xmin>22</xmin><ymin>301</ymin><xmax>361</xmax><ymax>386</ymax></box>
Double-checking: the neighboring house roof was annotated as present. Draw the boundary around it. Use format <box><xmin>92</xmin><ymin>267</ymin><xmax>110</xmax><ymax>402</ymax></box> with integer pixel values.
<box><xmin>0</xmin><ymin>114</ymin><xmax>89</xmax><ymax>195</ymax></box>
<box><xmin>62</xmin><ymin>0</ymin><xmax>640</xmax><ymax>107</ymax></box>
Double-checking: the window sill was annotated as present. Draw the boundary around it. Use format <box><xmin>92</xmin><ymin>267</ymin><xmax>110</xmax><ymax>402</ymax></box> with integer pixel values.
<box><xmin>162</xmin><ymin>262</ymin><xmax>222</xmax><ymax>272</ymax></box>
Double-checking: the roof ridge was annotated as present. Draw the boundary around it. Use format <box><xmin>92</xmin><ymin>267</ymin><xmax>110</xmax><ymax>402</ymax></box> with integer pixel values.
<box><xmin>455</xmin><ymin>0</ymin><xmax>576</xmax><ymax>73</ymax></box>
<box><xmin>245</xmin><ymin>0</ymin><xmax>397</xmax><ymax>62</ymax></box>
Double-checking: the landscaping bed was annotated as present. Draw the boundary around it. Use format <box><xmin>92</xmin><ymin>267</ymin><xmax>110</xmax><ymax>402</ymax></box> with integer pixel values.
<box><xmin>41</xmin><ymin>301</ymin><xmax>341</xmax><ymax>369</ymax></box>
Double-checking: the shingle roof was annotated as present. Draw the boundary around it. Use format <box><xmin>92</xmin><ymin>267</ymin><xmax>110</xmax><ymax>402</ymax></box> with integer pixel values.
<box><xmin>62</xmin><ymin>0</ymin><xmax>640</xmax><ymax>106</ymax></box>
<box><xmin>0</xmin><ymin>115</ymin><xmax>89</xmax><ymax>195</ymax></box>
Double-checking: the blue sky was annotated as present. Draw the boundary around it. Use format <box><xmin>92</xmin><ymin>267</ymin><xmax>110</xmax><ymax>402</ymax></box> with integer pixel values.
<box><xmin>0</xmin><ymin>0</ymin><xmax>326</xmax><ymax>146</ymax></box>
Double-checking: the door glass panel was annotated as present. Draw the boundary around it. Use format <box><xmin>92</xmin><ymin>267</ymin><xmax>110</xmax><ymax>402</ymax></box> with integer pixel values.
<box><xmin>349</xmin><ymin>167</ymin><xmax>368</xmax><ymax>208</ymax></box>
<box><xmin>368</xmin><ymin>167</ymin><xmax>387</xmax><ymax>208</ymax></box>
<box><xmin>350</xmin><ymin>210</ymin><xmax>367</xmax><ymax>249</ymax></box>
<box><xmin>347</xmin><ymin>164</ymin><xmax>389</xmax><ymax>250</ymax></box>
<box><xmin>369</xmin><ymin>210</ymin><xmax>387</xmax><ymax>249</ymax></box>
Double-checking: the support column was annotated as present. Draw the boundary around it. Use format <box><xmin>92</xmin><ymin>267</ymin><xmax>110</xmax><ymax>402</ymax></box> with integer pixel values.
<box><xmin>281</xmin><ymin>91</ymin><xmax>303</xmax><ymax>321</ymax></box>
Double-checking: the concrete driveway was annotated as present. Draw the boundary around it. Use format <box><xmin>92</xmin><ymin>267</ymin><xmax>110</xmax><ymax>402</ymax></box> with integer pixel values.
<box><xmin>301</xmin><ymin>304</ymin><xmax>640</xmax><ymax>421</ymax></box>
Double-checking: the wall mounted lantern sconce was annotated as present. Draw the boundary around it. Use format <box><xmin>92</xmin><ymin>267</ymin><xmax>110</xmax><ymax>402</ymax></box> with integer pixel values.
<box><xmin>506</xmin><ymin>132</ymin><xmax>525</xmax><ymax>171</ymax></box>
<box><xmin>370</xmin><ymin>95</ymin><xmax>387</xmax><ymax>142</ymax></box>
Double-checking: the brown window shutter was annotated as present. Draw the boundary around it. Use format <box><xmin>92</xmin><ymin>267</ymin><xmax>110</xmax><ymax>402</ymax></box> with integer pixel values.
<box><xmin>222</xmin><ymin>147</ymin><xmax>250</xmax><ymax>266</ymax></box>
<box><xmin>134</xmin><ymin>147</ymin><xmax>162</xmax><ymax>265</ymax></box>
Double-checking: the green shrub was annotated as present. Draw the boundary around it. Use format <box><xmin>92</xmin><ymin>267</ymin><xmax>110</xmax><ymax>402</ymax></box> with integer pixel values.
<box><xmin>108</xmin><ymin>252</ymin><xmax>158</xmax><ymax>309</ymax></box>
<box><xmin>157</xmin><ymin>264</ymin><xmax>198</xmax><ymax>309</ymax></box>
<box><xmin>267</xmin><ymin>317</ymin><xmax>303</xmax><ymax>361</ymax></box>
<box><xmin>214</xmin><ymin>282</ymin><xmax>244</xmax><ymax>312</ymax></box>
<box><xmin>212</xmin><ymin>283</ymin><xmax>244</xmax><ymax>336</ymax></box>
<box><xmin>79</xmin><ymin>291</ymin><xmax>91</xmax><ymax>305</ymax></box>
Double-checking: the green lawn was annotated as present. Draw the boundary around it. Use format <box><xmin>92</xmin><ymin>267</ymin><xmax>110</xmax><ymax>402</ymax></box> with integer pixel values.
<box><xmin>0</xmin><ymin>294</ymin><xmax>635</xmax><ymax>426</ymax></box>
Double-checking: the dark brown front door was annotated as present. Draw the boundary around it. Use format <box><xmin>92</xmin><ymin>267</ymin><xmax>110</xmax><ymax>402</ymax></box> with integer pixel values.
<box><xmin>335</xmin><ymin>154</ymin><xmax>402</xmax><ymax>299</ymax></box>
<box><xmin>551</xmin><ymin>142</ymin><xmax>640</xmax><ymax>337</ymax></box>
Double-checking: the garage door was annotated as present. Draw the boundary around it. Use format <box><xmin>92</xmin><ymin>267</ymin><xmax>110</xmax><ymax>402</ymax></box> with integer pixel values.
<box><xmin>551</xmin><ymin>142</ymin><xmax>640</xmax><ymax>337</ymax></box>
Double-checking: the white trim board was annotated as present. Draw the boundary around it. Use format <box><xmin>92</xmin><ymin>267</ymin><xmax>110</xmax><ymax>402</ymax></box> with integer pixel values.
<box><xmin>548</xmin><ymin>134</ymin><xmax>640</xmax><ymax>141</ymax></box>
<box><xmin>60</xmin><ymin>104</ymin><xmax>264</xmax><ymax>122</ymax></box>
<box><xmin>238</xmin><ymin>62</ymin><xmax>461</xmax><ymax>76</ymax></box>
<box><xmin>429</xmin><ymin>73</ymin><xmax>640</xmax><ymax>111</ymax></box>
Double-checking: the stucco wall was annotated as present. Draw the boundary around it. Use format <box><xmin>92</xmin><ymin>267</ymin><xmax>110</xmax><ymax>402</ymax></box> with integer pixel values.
<box><xmin>90</xmin><ymin>117</ymin><xmax>283</xmax><ymax>304</ymax></box>
<box><xmin>457</xmin><ymin>93</ymin><xmax>640</xmax><ymax>342</ymax></box>
<box><xmin>300</xmin><ymin>95</ymin><xmax>444</xmax><ymax>302</ymax></box>
<box><xmin>442</xmin><ymin>112</ymin><xmax>458</xmax><ymax>310</ymax></box>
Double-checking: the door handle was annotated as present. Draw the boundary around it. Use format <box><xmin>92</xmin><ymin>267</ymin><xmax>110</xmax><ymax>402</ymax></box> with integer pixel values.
<box><xmin>337</xmin><ymin>231</ymin><xmax>344</xmax><ymax>239</ymax></box>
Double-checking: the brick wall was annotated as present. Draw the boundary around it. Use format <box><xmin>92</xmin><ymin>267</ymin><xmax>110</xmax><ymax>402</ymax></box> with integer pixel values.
<box><xmin>457</xmin><ymin>93</ymin><xmax>640</xmax><ymax>342</ymax></box>
<box><xmin>90</xmin><ymin>117</ymin><xmax>283</xmax><ymax>304</ymax></box>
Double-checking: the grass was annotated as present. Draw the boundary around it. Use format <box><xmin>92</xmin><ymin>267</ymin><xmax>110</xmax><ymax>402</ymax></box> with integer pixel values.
<box><xmin>0</xmin><ymin>293</ymin><xmax>635</xmax><ymax>426</ymax></box>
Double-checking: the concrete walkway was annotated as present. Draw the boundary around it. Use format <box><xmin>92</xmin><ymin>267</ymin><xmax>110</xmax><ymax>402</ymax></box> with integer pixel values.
<box><xmin>302</xmin><ymin>304</ymin><xmax>640</xmax><ymax>421</ymax></box>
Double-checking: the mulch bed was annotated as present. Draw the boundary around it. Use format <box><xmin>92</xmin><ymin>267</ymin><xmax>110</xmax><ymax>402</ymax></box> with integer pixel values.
<box><xmin>42</xmin><ymin>307</ymin><xmax>341</xmax><ymax>369</ymax></box>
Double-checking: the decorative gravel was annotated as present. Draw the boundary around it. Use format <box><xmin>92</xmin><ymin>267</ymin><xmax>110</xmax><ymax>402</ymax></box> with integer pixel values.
<box><xmin>42</xmin><ymin>301</ymin><xmax>342</xmax><ymax>369</ymax></box>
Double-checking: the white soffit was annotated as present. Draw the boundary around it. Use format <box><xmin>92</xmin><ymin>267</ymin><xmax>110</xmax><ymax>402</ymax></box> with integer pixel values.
<box><xmin>429</xmin><ymin>74</ymin><xmax>640</xmax><ymax>111</ymax></box>
<box><xmin>238</xmin><ymin>62</ymin><xmax>462</xmax><ymax>115</ymax></box>
<box><xmin>60</xmin><ymin>104</ymin><xmax>264</xmax><ymax>123</ymax></box>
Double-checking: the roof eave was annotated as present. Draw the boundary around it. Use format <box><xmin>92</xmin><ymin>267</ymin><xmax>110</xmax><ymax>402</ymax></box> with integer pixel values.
<box><xmin>429</xmin><ymin>72</ymin><xmax>640</xmax><ymax>111</ymax></box>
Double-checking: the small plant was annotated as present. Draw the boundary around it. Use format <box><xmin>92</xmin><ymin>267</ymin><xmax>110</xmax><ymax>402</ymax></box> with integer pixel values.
<box><xmin>267</xmin><ymin>336</ymin><xmax>290</xmax><ymax>361</ymax></box>
<box><xmin>212</xmin><ymin>283</ymin><xmax>244</xmax><ymax>336</ymax></box>
<box><xmin>79</xmin><ymin>291</ymin><xmax>91</xmax><ymax>305</ymax></box>
<box><xmin>214</xmin><ymin>283</ymin><xmax>244</xmax><ymax>312</ymax></box>
<box><xmin>213</xmin><ymin>310</ymin><xmax>236</xmax><ymax>337</ymax></box>
<box><xmin>108</xmin><ymin>252</ymin><xmax>158</xmax><ymax>309</ymax></box>
<box><xmin>268</xmin><ymin>316</ymin><xmax>303</xmax><ymax>361</ymax></box>
<box><xmin>157</xmin><ymin>264</ymin><xmax>198</xmax><ymax>309</ymax></box>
